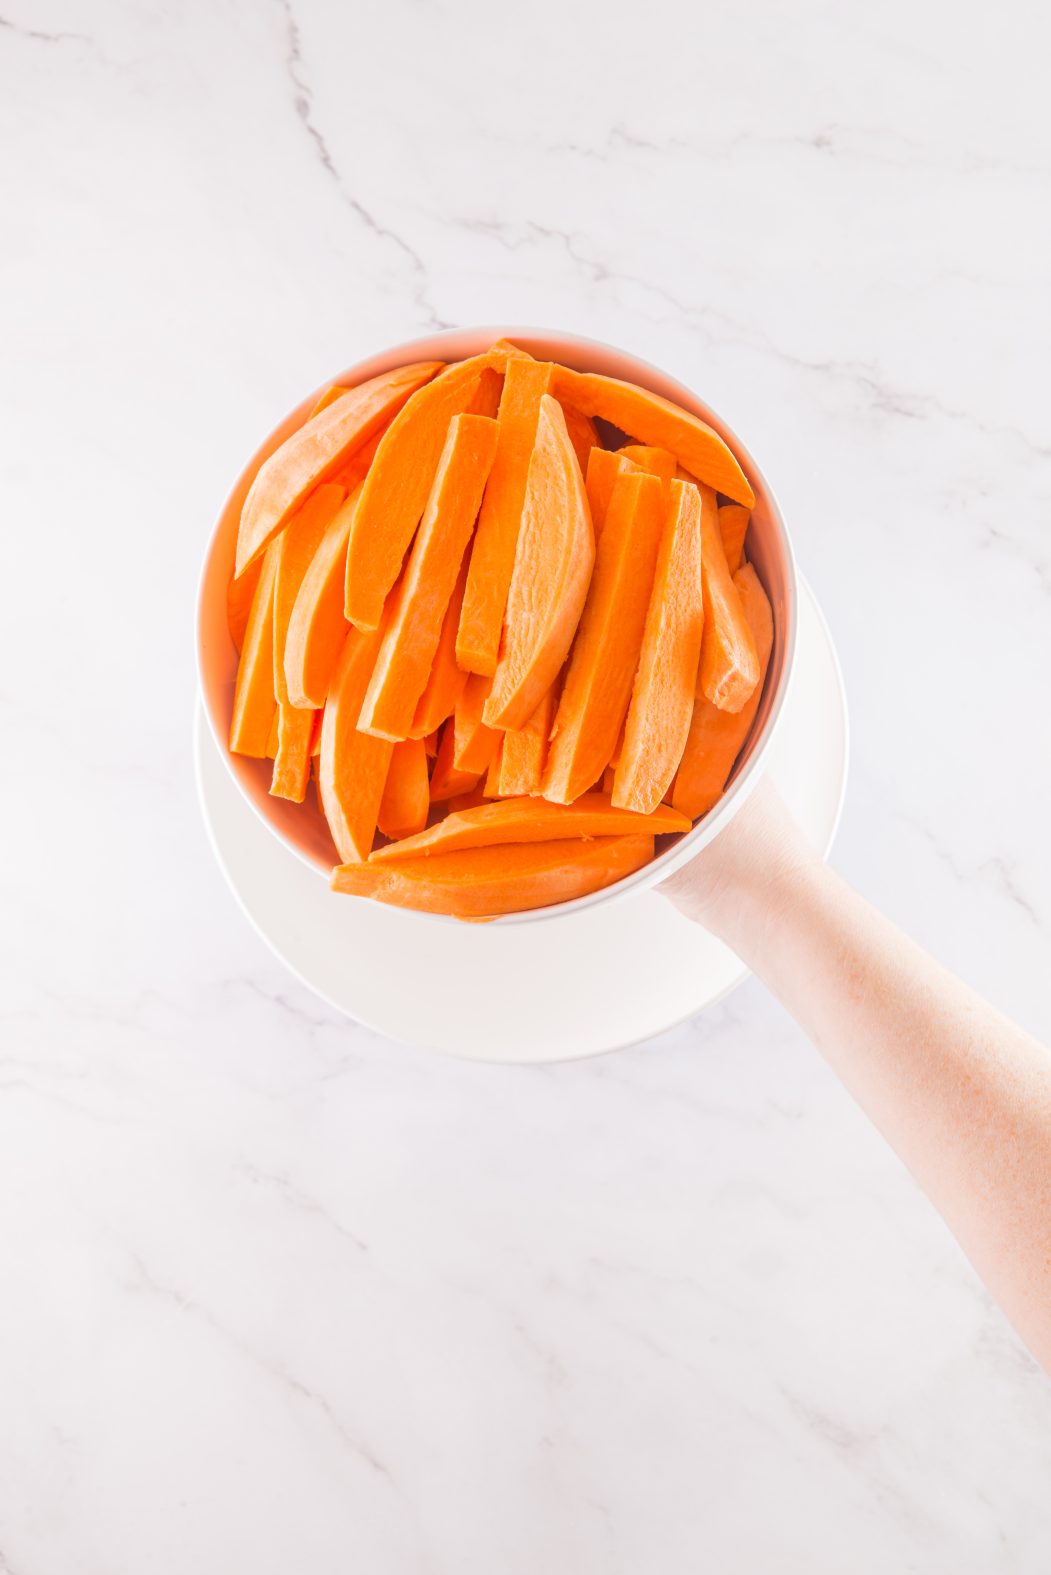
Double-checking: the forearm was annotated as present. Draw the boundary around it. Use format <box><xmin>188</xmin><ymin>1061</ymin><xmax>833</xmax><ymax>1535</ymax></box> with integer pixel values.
<box><xmin>664</xmin><ymin>784</ymin><xmax>1051</xmax><ymax>1369</ymax></box>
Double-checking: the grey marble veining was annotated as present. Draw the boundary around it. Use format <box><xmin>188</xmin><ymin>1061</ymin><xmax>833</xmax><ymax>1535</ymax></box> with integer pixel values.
<box><xmin>1</xmin><ymin>0</ymin><xmax>1050</xmax><ymax>1570</ymax></box>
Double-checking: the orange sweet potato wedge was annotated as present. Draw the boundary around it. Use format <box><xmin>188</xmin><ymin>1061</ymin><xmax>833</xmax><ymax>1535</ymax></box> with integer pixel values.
<box><xmin>377</xmin><ymin>738</ymin><xmax>430</xmax><ymax>841</ymax></box>
<box><xmin>560</xmin><ymin>405</ymin><xmax>600</xmax><ymax>474</ymax></box>
<box><xmin>317</xmin><ymin>623</ymin><xmax>394</xmax><ymax>862</ymax></box>
<box><xmin>550</xmin><ymin>367</ymin><xmax>754</xmax><ymax>507</ymax></box>
<box><xmin>456</xmin><ymin>359</ymin><xmax>555</xmax><ymax>676</ymax></box>
<box><xmin>619</xmin><ymin>444</ymin><xmax>677</xmax><ymax>496</ymax></box>
<box><xmin>542</xmin><ymin>470</ymin><xmax>665</xmax><ymax>804</ymax></box>
<box><xmin>697</xmin><ymin>483</ymin><xmax>760</xmax><ymax>712</ymax></box>
<box><xmin>345</xmin><ymin>347</ymin><xmax>516</xmax><ymax>631</ymax></box>
<box><xmin>483</xmin><ymin>742</ymin><xmax>504</xmax><ymax>798</ymax></box>
<box><xmin>236</xmin><ymin>361</ymin><xmax>441</xmax><ymax>577</ymax></box>
<box><xmin>269</xmin><ymin>484</ymin><xmax>345</xmax><ymax>801</ymax></box>
<box><xmin>673</xmin><ymin>563</ymin><xmax>773</xmax><ymax>820</ymax></box>
<box><xmin>284</xmin><ymin>484</ymin><xmax>360</xmax><ymax>709</ymax></box>
<box><xmin>585</xmin><ymin>447</ymin><xmax>634</xmax><ymax>541</ymax></box>
<box><xmin>227</xmin><ymin>554</ymin><xmax>262</xmax><ymax>654</ymax></box>
<box><xmin>229</xmin><ymin>542</ymin><xmax>279</xmax><ymax>757</ymax></box>
<box><xmin>270</xmin><ymin>704</ymin><xmax>317</xmax><ymax>802</ymax></box>
<box><xmin>371</xmin><ymin>793</ymin><xmax>687</xmax><ymax>861</ymax></box>
<box><xmin>336</xmin><ymin>834</ymin><xmax>656</xmax><ymax>917</ymax></box>
<box><xmin>429</xmin><ymin>720</ymin><xmax>481</xmax><ymax>802</ymax></box>
<box><xmin>718</xmin><ymin>503</ymin><xmax>750</xmax><ymax>576</ymax></box>
<box><xmin>409</xmin><ymin>554</ymin><xmax>471</xmax><ymax>738</ymax></box>
<box><xmin>273</xmin><ymin>484</ymin><xmax>346</xmax><ymax>708</ymax></box>
<box><xmin>358</xmin><ymin>413</ymin><xmax>499</xmax><ymax>740</ymax></box>
<box><xmin>469</xmin><ymin>366</ymin><xmax>504</xmax><ymax>418</ymax></box>
<box><xmin>613</xmin><ymin>479</ymin><xmax>705</xmax><ymax>813</ymax></box>
<box><xmin>308</xmin><ymin>385</ymin><xmax>350</xmax><ymax>419</ymax></box>
<box><xmin>483</xmin><ymin>396</ymin><xmax>595</xmax><ymax>731</ymax></box>
<box><xmin>454</xmin><ymin>671</ymin><xmax>501</xmax><ymax>775</ymax></box>
<box><xmin>498</xmin><ymin>685</ymin><xmax>558</xmax><ymax>796</ymax></box>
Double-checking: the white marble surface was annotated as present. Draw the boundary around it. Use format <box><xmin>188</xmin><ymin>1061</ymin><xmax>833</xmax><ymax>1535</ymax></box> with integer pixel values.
<box><xmin>3</xmin><ymin>0</ymin><xmax>1050</xmax><ymax>1569</ymax></box>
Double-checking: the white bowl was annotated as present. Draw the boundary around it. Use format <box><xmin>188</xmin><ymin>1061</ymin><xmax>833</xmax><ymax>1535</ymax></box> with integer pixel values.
<box><xmin>195</xmin><ymin>326</ymin><xmax>798</xmax><ymax>923</ymax></box>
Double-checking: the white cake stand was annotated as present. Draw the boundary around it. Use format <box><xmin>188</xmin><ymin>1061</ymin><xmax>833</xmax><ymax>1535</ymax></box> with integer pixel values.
<box><xmin>195</xmin><ymin>576</ymin><xmax>848</xmax><ymax>1062</ymax></box>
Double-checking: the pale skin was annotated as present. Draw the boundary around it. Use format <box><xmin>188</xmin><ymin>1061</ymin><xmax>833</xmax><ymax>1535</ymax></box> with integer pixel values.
<box><xmin>660</xmin><ymin>780</ymin><xmax>1051</xmax><ymax>1373</ymax></box>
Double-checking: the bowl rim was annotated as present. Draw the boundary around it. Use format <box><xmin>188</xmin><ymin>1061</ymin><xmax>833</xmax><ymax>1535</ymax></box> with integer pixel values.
<box><xmin>195</xmin><ymin>324</ymin><xmax>798</xmax><ymax>924</ymax></box>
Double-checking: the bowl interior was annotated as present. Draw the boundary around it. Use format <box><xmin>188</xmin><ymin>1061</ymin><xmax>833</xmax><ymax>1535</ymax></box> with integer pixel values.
<box><xmin>196</xmin><ymin>327</ymin><xmax>797</xmax><ymax>917</ymax></box>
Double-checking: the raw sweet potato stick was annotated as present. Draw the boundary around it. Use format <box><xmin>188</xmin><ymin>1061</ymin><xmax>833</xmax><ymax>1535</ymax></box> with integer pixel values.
<box><xmin>371</xmin><ymin>793</ymin><xmax>688</xmax><ymax>861</ymax></box>
<box><xmin>377</xmin><ymin>738</ymin><xmax>430</xmax><ymax>841</ymax></box>
<box><xmin>559</xmin><ymin>405</ymin><xmax>600</xmax><ymax>474</ymax></box>
<box><xmin>456</xmin><ymin>358</ymin><xmax>555</xmax><ymax>676</ymax></box>
<box><xmin>335</xmin><ymin>834</ymin><xmax>656</xmax><ymax>918</ymax></box>
<box><xmin>345</xmin><ymin>345</ymin><xmax>518</xmax><ymax>630</ymax></box>
<box><xmin>453</xmin><ymin>671</ymin><xmax>501</xmax><ymax>775</ymax></box>
<box><xmin>618</xmin><ymin>444</ymin><xmax>677</xmax><ymax>496</ymax></box>
<box><xmin>307</xmin><ymin>385</ymin><xmax>350</xmax><ymax>419</ymax></box>
<box><xmin>429</xmin><ymin>720</ymin><xmax>481</xmax><ymax>803</ymax></box>
<box><xmin>236</xmin><ymin>361</ymin><xmax>441</xmax><ymax>576</ymax></box>
<box><xmin>483</xmin><ymin>396</ymin><xmax>595</xmax><ymax>732</ymax></box>
<box><xmin>673</xmin><ymin>563</ymin><xmax>773</xmax><ymax>820</ymax></box>
<box><xmin>584</xmin><ymin>448</ymin><xmax>634</xmax><ymax>542</ymax></box>
<box><xmin>613</xmin><ymin>479</ymin><xmax>705</xmax><ymax>814</ymax></box>
<box><xmin>270</xmin><ymin>484</ymin><xmax>345</xmax><ymax>801</ymax></box>
<box><xmin>227</xmin><ymin>554</ymin><xmax>262</xmax><ymax>654</ymax></box>
<box><xmin>498</xmin><ymin>686</ymin><xmax>558</xmax><ymax>797</ymax></box>
<box><xmin>317</xmin><ymin>622</ymin><xmax>394</xmax><ymax>863</ymax></box>
<box><xmin>229</xmin><ymin>541</ymin><xmax>279</xmax><ymax>757</ymax></box>
<box><xmin>697</xmin><ymin>482</ymin><xmax>760</xmax><ymax>712</ymax></box>
<box><xmin>284</xmin><ymin>484</ymin><xmax>361</xmax><ymax>710</ymax></box>
<box><xmin>550</xmin><ymin>367</ymin><xmax>755</xmax><ymax>507</ymax></box>
<box><xmin>358</xmin><ymin>413</ymin><xmax>498</xmax><ymax>740</ymax></box>
<box><xmin>409</xmin><ymin>555</ymin><xmax>470</xmax><ymax>738</ymax></box>
<box><xmin>542</xmin><ymin>470</ymin><xmax>665</xmax><ymax>804</ymax></box>
<box><xmin>718</xmin><ymin>503</ymin><xmax>750</xmax><ymax>576</ymax></box>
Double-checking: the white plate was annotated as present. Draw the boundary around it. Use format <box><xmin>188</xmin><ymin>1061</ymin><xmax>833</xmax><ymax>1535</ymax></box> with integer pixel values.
<box><xmin>195</xmin><ymin>576</ymin><xmax>848</xmax><ymax>1062</ymax></box>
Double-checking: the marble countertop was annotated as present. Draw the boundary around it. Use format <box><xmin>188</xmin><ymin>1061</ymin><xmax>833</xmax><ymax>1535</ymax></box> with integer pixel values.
<box><xmin>3</xmin><ymin>1</ymin><xmax>1050</xmax><ymax>1569</ymax></box>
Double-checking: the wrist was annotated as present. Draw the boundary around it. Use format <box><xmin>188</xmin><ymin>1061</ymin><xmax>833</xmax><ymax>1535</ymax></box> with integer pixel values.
<box><xmin>660</xmin><ymin>779</ymin><xmax>822</xmax><ymax>947</ymax></box>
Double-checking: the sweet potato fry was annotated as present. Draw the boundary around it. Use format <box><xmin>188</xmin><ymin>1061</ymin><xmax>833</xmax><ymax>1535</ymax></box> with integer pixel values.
<box><xmin>284</xmin><ymin>485</ymin><xmax>360</xmax><ymax>710</ymax></box>
<box><xmin>498</xmin><ymin>686</ymin><xmax>558</xmax><ymax>796</ymax></box>
<box><xmin>377</xmin><ymin>738</ymin><xmax>430</xmax><ymax>841</ymax></box>
<box><xmin>483</xmin><ymin>396</ymin><xmax>595</xmax><ymax>731</ymax></box>
<box><xmin>335</xmin><ymin>834</ymin><xmax>656</xmax><ymax>918</ymax></box>
<box><xmin>542</xmin><ymin>471</ymin><xmax>664</xmax><ymax>804</ymax></box>
<box><xmin>613</xmin><ymin>479</ymin><xmax>704</xmax><ymax>813</ymax></box>
<box><xmin>358</xmin><ymin>413</ymin><xmax>498</xmax><ymax>740</ymax></box>
<box><xmin>456</xmin><ymin>359</ymin><xmax>555</xmax><ymax>676</ymax></box>
<box><xmin>673</xmin><ymin>563</ymin><xmax>773</xmax><ymax>819</ymax></box>
<box><xmin>618</xmin><ymin>444</ymin><xmax>677</xmax><ymax>495</ymax></box>
<box><xmin>697</xmin><ymin>483</ymin><xmax>759</xmax><ymax>711</ymax></box>
<box><xmin>371</xmin><ymin>793</ymin><xmax>688</xmax><ymax>861</ymax></box>
<box><xmin>550</xmin><ymin>367</ymin><xmax>754</xmax><ymax>507</ymax></box>
<box><xmin>560</xmin><ymin>405</ymin><xmax>600</xmax><ymax>473</ymax></box>
<box><xmin>410</xmin><ymin>555</ymin><xmax>471</xmax><ymax>738</ymax></box>
<box><xmin>718</xmin><ymin>502</ymin><xmax>750</xmax><ymax>576</ymax></box>
<box><xmin>236</xmin><ymin>361</ymin><xmax>440</xmax><ymax>576</ymax></box>
<box><xmin>269</xmin><ymin>484</ymin><xmax>344</xmax><ymax>800</ymax></box>
<box><xmin>229</xmin><ymin>542</ymin><xmax>279</xmax><ymax>757</ymax></box>
<box><xmin>227</xmin><ymin>554</ymin><xmax>262</xmax><ymax>654</ymax></box>
<box><xmin>317</xmin><ymin>623</ymin><xmax>393</xmax><ymax>862</ymax></box>
<box><xmin>585</xmin><ymin>448</ymin><xmax>634</xmax><ymax>541</ymax></box>
<box><xmin>345</xmin><ymin>345</ymin><xmax>518</xmax><ymax>630</ymax></box>
<box><xmin>429</xmin><ymin>720</ymin><xmax>482</xmax><ymax>802</ymax></box>
<box><xmin>454</xmin><ymin>671</ymin><xmax>501</xmax><ymax>775</ymax></box>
